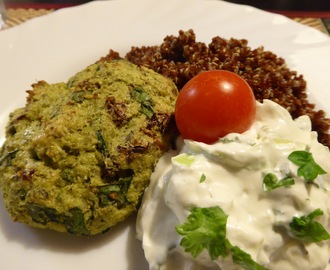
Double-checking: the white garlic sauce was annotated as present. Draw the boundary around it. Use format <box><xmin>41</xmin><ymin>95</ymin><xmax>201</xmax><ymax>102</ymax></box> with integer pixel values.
<box><xmin>137</xmin><ymin>100</ymin><xmax>330</xmax><ymax>270</ymax></box>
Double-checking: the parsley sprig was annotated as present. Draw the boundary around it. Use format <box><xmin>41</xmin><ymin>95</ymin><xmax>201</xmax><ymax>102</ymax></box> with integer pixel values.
<box><xmin>176</xmin><ymin>207</ymin><xmax>230</xmax><ymax>259</ymax></box>
<box><xmin>288</xmin><ymin>150</ymin><xmax>326</xmax><ymax>182</ymax></box>
<box><xmin>289</xmin><ymin>208</ymin><xmax>330</xmax><ymax>242</ymax></box>
<box><xmin>176</xmin><ymin>206</ymin><xmax>268</xmax><ymax>270</ymax></box>
<box><xmin>263</xmin><ymin>173</ymin><xmax>295</xmax><ymax>191</ymax></box>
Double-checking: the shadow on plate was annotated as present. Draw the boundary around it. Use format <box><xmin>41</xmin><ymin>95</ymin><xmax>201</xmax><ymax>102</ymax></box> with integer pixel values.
<box><xmin>0</xmin><ymin>196</ymin><xmax>147</xmax><ymax>265</ymax></box>
<box><xmin>126</xmin><ymin>221</ymin><xmax>149</xmax><ymax>269</ymax></box>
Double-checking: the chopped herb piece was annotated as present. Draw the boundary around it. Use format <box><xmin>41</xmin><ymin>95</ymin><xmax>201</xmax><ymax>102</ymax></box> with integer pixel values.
<box><xmin>67</xmin><ymin>78</ymin><xmax>75</xmax><ymax>88</ymax></box>
<box><xmin>131</xmin><ymin>87</ymin><xmax>153</xmax><ymax>105</ymax></box>
<box><xmin>176</xmin><ymin>206</ymin><xmax>230</xmax><ymax>260</ymax></box>
<box><xmin>99</xmin><ymin>184</ymin><xmax>121</xmax><ymax>193</ymax></box>
<box><xmin>173</xmin><ymin>153</ymin><xmax>195</xmax><ymax>166</ymax></box>
<box><xmin>0</xmin><ymin>149</ymin><xmax>18</xmax><ymax>167</ymax></box>
<box><xmin>231</xmin><ymin>246</ymin><xmax>268</xmax><ymax>270</ymax></box>
<box><xmin>219</xmin><ymin>138</ymin><xmax>235</xmax><ymax>144</ymax></box>
<box><xmin>200</xmin><ymin>173</ymin><xmax>206</xmax><ymax>183</ymax></box>
<box><xmin>17</xmin><ymin>188</ymin><xmax>27</xmax><ymax>201</ymax></box>
<box><xmin>98</xmin><ymin>193</ymin><xmax>112</xmax><ymax>207</ymax></box>
<box><xmin>64</xmin><ymin>207</ymin><xmax>90</xmax><ymax>236</ymax></box>
<box><xmin>96</xmin><ymin>131</ymin><xmax>107</xmax><ymax>157</ymax></box>
<box><xmin>289</xmin><ymin>208</ymin><xmax>330</xmax><ymax>242</ymax></box>
<box><xmin>61</xmin><ymin>168</ymin><xmax>75</xmax><ymax>183</ymax></box>
<box><xmin>50</xmin><ymin>106</ymin><xmax>60</xmax><ymax>118</ymax></box>
<box><xmin>27</xmin><ymin>204</ymin><xmax>60</xmax><ymax>225</ymax></box>
<box><xmin>288</xmin><ymin>150</ymin><xmax>326</xmax><ymax>182</ymax></box>
<box><xmin>98</xmin><ymin>175</ymin><xmax>132</xmax><ymax>207</ymax></box>
<box><xmin>70</xmin><ymin>90</ymin><xmax>85</xmax><ymax>103</ymax></box>
<box><xmin>263</xmin><ymin>173</ymin><xmax>295</xmax><ymax>191</ymax></box>
<box><xmin>70</xmin><ymin>90</ymin><xmax>93</xmax><ymax>103</ymax></box>
<box><xmin>98</xmin><ymin>184</ymin><xmax>125</xmax><ymax>206</ymax></box>
<box><xmin>131</xmin><ymin>87</ymin><xmax>155</xmax><ymax>118</ymax></box>
<box><xmin>140</xmin><ymin>106</ymin><xmax>154</xmax><ymax>118</ymax></box>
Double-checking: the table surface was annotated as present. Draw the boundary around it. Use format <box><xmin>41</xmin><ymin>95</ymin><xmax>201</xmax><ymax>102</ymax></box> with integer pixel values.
<box><xmin>1</xmin><ymin>0</ymin><xmax>330</xmax><ymax>35</ymax></box>
<box><xmin>4</xmin><ymin>0</ymin><xmax>330</xmax><ymax>11</ymax></box>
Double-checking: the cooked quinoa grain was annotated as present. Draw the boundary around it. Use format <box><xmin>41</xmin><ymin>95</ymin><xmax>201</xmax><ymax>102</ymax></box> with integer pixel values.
<box><xmin>120</xmin><ymin>29</ymin><xmax>330</xmax><ymax>147</ymax></box>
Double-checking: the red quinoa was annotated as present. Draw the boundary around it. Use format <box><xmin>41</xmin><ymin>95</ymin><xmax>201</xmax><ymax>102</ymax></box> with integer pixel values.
<box><xmin>104</xmin><ymin>29</ymin><xmax>330</xmax><ymax>147</ymax></box>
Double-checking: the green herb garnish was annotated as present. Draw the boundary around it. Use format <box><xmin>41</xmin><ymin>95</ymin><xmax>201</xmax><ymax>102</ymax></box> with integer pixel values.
<box><xmin>199</xmin><ymin>173</ymin><xmax>206</xmax><ymax>183</ymax></box>
<box><xmin>288</xmin><ymin>150</ymin><xmax>326</xmax><ymax>182</ymax></box>
<box><xmin>176</xmin><ymin>206</ymin><xmax>230</xmax><ymax>260</ymax></box>
<box><xmin>289</xmin><ymin>208</ymin><xmax>330</xmax><ymax>242</ymax></box>
<box><xmin>263</xmin><ymin>173</ymin><xmax>295</xmax><ymax>191</ymax></box>
<box><xmin>176</xmin><ymin>206</ymin><xmax>268</xmax><ymax>269</ymax></box>
<box><xmin>232</xmin><ymin>246</ymin><xmax>268</xmax><ymax>270</ymax></box>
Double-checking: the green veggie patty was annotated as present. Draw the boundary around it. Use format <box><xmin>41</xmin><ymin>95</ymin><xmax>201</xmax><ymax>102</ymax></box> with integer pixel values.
<box><xmin>0</xmin><ymin>59</ymin><xmax>178</xmax><ymax>235</ymax></box>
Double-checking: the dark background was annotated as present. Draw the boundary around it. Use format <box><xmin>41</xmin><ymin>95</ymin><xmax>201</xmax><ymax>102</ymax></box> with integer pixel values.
<box><xmin>223</xmin><ymin>0</ymin><xmax>330</xmax><ymax>11</ymax></box>
<box><xmin>4</xmin><ymin>0</ymin><xmax>330</xmax><ymax>11</ymax></box>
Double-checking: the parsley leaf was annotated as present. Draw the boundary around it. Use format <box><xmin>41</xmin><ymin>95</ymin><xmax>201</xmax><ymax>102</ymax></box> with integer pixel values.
<box><xmin>176</xmin><ymin>207</ymin><xmax>269</xmax><ymax>269</ymax></box>
<box><xmin>288</xmin><ymin>150</ymin><xmax>326</xmax><ymax>182</ymax></box>
<box><xmin>289</xmin><ymin>208</ymin><xmax>330</xmax><ymax>242</ymax></box>
<box><xmin>199</xmin><ymin>173</ymin><xmax>206</xmax><ymax>183</ymax></box>
<box><xmin>176</xmin><ymin>206</ymin><xmax>230</xmax><ymax>260</ymax></box>
<box><xmin>232</xmin><ymin>246</ymin><xmax>268</xmax><ymax>270</ymax></box>
<box><xmin>263</xmin><ymin>173</ymin><xmax>295</xmax><ymax>191</ymax></box>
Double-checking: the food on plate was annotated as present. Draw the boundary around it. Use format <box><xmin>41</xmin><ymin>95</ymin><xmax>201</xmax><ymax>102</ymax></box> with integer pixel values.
<box><xmin>174</xmin><ymin>70</ymin><xmax>256</xmax><ymax>144</ymax></box>
<box><xmin>124</xmin><ymin>29</ymin><xmax>330</xmax><ymax>147</ymax></box>
<box><xmin>0</xmin><ymin>59</ymin><xmax>178</xmax><ymax>235</ymax></box>
<box><xmin>137</xmin><ymin>100</ymin><xmax>330</xmax><ymax>270</ymax></box>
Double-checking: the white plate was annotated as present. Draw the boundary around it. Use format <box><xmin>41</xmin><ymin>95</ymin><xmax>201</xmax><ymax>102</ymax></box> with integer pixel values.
<box><xmin>1</xmin><ymin>0</ymin><xmax>330</xmax><ymax>269</ymax></box>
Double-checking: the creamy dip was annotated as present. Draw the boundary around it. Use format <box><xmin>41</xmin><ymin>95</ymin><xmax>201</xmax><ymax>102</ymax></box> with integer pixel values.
<box><xmin>137</xmin><ymin>100</ymin><xmax>330</xmax><ymax>270</ymax></box>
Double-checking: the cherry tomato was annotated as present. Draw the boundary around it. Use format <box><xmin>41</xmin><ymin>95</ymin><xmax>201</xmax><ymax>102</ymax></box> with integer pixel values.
<box><xmin>175</xmin><ymin>70</ymin><xmax>256</xmax><ymax>144</ymax></box>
